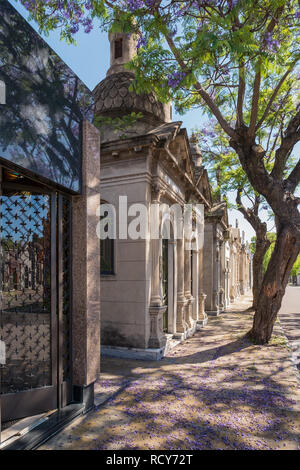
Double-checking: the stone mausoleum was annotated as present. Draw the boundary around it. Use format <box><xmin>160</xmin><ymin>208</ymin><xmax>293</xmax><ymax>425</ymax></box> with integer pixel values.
<box><xmin>94</xmin><ymin>31</ymin><xmax>212</xmax><ymax>360</ymax></box>
<box><xmin>94</xmin><ymin>30</ymin><xmax>252</xmax><ymax>360</ymax></box>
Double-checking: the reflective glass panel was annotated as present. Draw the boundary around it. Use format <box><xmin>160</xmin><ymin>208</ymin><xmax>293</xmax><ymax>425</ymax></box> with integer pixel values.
<box><xmin>0</xmin><ymin>0</ymin><xmax>94</xmax><ymax>192</ymax></box>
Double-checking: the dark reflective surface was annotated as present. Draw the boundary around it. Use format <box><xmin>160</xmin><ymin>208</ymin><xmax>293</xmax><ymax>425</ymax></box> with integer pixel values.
<box><xmin>0</xmin><ymin>0</ymin><xmax>93</xmax><ymax>192</ymax></box>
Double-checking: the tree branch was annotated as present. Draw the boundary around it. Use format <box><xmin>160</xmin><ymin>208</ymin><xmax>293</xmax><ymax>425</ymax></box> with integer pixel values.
<box><xmin>249</xmin><ymin>64</ymin><xmax>261</xmax><ymax>137</ymax></box>
<box><xmin>249</xmin><ymin>5</ymin><xmax>285</xmax><ymax>136</ymax></box>
<box><xmin>256</xmin><ymin>65</ymin><xmax>296</xmax><ymax>131</ymax></box>
<box><xmin>162</xmin><ymin>30</ymin><xmax>238</xmax><ymax>140</ymax></box>
<box><xmin>271</xmin><ymin>108</ymin><xmax>300</xmax><ymax>181</ymax></box>
<box><xmin>236</xmin><ymin>188</ymin><xmax>261</xmax><ymax>232</ymax></box>
<box><xmin>285</xmin><ymin>158</ymin><xmax>300</xmax><ymax>193</ymax></box>
<box><xmin>194</xmin><ymin>82</ymin><xmax>238</xmax><ymax>139</ymax></box>
<box><xmin>236</xmin><ymin>60</ymin><xmax>245</xmax><ymax>127</ymax></box>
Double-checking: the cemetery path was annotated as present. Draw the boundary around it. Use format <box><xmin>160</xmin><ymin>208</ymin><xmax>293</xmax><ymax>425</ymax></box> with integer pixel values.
<box><xmin>279</xmin><ymin>286</ymin><xmax>300</xmax><ymax>372</ymax></box>
<box><xmin>40</xmin><ymin>294</ymin><xmax>300</xmax><ymax>450</ymax></box>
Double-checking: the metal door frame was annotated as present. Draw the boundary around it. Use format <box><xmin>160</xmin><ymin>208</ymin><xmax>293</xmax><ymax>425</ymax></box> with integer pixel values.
<box><xmin>57</xmin><ymin>193</ymin><xmax>73</xmax><ymax>409</ymax></box>
<box><xmin>0</xmin><ymin>175</ymin><xmax>73</xmax><ymax>438</ymax></box>
<box><xmin>0</xmin><ymin>192</ymin><xmax>58</xmax><ymax>425</ymax></box>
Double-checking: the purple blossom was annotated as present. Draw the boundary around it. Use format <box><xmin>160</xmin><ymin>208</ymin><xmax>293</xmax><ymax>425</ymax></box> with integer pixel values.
<box><xmin>21</xmin><ymin>0</ymin><xmax>94</xmax><ymax>36</ymax></box>
<box><xmin>127</xmin><ymin>0</ymin><xmax>145</xmax><ymax>11</ymax></box>
<box><xmin>265</xmin><ymin>32</ymin><xmax>280</xmax><ymax>54</ymax></box>
<box><xmin>136</xmin><ymin>35</ymin><xmax>147</xmax><ymax>52</ymax></box>
<box><xmin>169</xmin><ymin>26</ymin><xmax>177</xmax><ymax>37</ymax></box>
<box><xmin>167</xmin><ymin>71</ymin><xmax>186</xmax><ymax>89</ymax></box>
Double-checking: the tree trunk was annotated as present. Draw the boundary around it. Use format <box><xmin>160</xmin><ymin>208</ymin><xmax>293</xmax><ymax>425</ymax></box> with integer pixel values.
<box><xmin>247</xmin><ymin>223</ymin><xmax>300</xmax><ymax>344</ymax></box>
<box><xmin>235</xmin><ymin>189</ymin><xmax>271</xmax><ymax>310</ymax></box>
<box><xmin>252</xmin><ymin>229</ymin><xmax>271</xmax><ymax>309</ymax></box>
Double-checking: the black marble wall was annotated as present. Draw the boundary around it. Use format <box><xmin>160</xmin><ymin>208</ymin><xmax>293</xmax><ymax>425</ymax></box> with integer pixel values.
<box><xmin>0</xmin><ymin>0</ymin><xmax>94</xmax><ymax>192</ymax></box>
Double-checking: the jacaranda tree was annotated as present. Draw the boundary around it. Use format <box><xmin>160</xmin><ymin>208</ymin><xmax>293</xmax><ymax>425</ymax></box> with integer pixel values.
<box><xmin>193</xmin><ymin>76</ymin><xmax>298</xmax><ymax>310</ymax></box>
<box><xmin>193</xmin><ymin>120</ymin><xmax>273</xmax><ymax>310</ymax></box>
<box><xmin>16</xmin><ymin>0</ymin><xmax>300</xmax><ymax>344</ymax></box>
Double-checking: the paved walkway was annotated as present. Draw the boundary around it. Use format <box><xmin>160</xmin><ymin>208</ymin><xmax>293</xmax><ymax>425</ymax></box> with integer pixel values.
<box><xmin>41</xmin><ymin>294</ymin><xmax>300</xmax><ymax>450</ymax></box>
<box><xmin>279</xmin><ymin>286</ymin><xmax>300</xmax><ymax>371</ymax></box>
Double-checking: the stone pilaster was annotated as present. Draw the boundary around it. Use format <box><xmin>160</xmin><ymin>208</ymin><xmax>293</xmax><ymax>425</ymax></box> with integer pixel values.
<box><xmin>72</xmin><ymin>120</ymin><xmax>101</xmax><ymax>390</ymax></box>
<box><xmin>184</xmin><ymin>238</ymin><xmax>193</xmax><ymax>328</ymax></box>
<box><xmin>211</xmin><ymin>235</ymin><xmax>220</xmax><ymax>315</ymax></box>
<box><xmin>219</xmin><ymin>240</ymin><xmax>225</xmax><ymax>311</ymax></box>
<box><xmin>148</xmin><ymin>184</ymin><xmax>166</xmax><ymax>349</ymax></box>
<box><xmin>240</xmin><ymin>245</ymin><xmax>245</xmax><ymax>295</ymax></box>
<box><xmin>150</xmin><ymin>236</ymin><xmax>162</xmax><ymax>307</ymax></box>
<box><xmin>197</xmin><ymin>293</ymin><xmax>208</xmax><ymax>328</ymax></box>
<box><xmin>197</xmin><ymin>241</ymin><xmax>208</xmax><ymax>328</ymax></box>
<box><xmin>191</xmin><ymin>247</ymin><xmax>199</xmax><ymax>322</ymax></box>
<box><xmin>176</xmin><ymin>223</ymin><xmax>186</xmax><ymax>335</ymax></box>
<box><xmin>148</xmin><ymin>305</ymin><xmax>167</xmax><ymax>349</ymax></box>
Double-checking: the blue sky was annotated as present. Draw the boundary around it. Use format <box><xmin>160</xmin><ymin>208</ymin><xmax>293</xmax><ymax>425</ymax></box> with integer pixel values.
<box><xmin>8</xmin><ymin>0</ymin><xmax>264</xmax><ymax>242</ymax></box>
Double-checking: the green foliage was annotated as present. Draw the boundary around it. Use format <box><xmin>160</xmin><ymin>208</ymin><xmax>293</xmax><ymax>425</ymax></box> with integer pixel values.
<box><xmin>192</xmin><ymin>119</ymin><xmax>271</xmax><ymax>221</ymax></box>
<box><xmin>17</xmin><ymin>0</ymin><xmax>300</xmax><ymax>194</ymax></box>
<box><xmin>291</xmin><ymin>253</ymin><xmax>300</xmax><ymax>276</ymax></box>
<box><xmin>193</xmin><ymin>120</ymin><xmax>248</xmax><ymax>193</ymax></box>
<box><xmin>252</xmin><ymin>232</ymin><xmax>300</xmax><ymax>275</ymax></box>
<box><xmin>93</xmin><ymin>112</ymin><xmax>143</xmax><ymax>139</ymax></box>
<box><xmin>261</xmin><ymin>233</ymin><xmax>277</xmax><ymax>274</ymax></box>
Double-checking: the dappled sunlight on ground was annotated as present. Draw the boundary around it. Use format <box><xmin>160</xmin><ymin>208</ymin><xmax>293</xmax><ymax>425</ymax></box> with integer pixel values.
<box><xmin>41</xmin><ymin>294</ymin><xmax>300</xmax><ymax>450</ymax></box>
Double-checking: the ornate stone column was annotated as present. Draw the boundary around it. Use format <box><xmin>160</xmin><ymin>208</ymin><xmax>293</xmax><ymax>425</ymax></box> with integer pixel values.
<box><xmin>211</xmin><ymin>231</ymin><xmax>220</xmax><ymax>315</ymax></box>
<box><xmin>150</xmin><ymin>198</ymin><xmax>162</xmax><ymax>308</ymax></box>
<box><xmin>148</xmin><ymin>184</ymin><xmax>167</xmax><ymax>349</ymax></box>
<box><xmin>225</xmin><ymin>264</ymin><xmax>230</xmax><ymax>308</ymax></box>
<box><xmin>184</xmin><ymin>237</ymin><xmax>194</xmax><ymax>330</ymax></box>
<box><xmin>232</xmin><ymin>247</ymin><xmax>237</xmax><ymax>301</ymax></box>
<box><xmin>175</xmin><ymin>214</ymin><xmax>186</xmax><ymax>336</ymax></box>
<box><xmin>168</xmin><ymin>239</ymin><xmax>177</xmax><ymax>335</ymax></box>
<box><xmin>240</xmin><ymin>245</ymin><xmax>245</xmax><ymax>295</ymax></box>
<box><xmin>191</xmin><ymin>246</ymin><xmax>199</xmax><ymax>322</ymax></box>
<box><xmin>219</xmin><ymin>239</ymin><xmax>225</xmax><ymax>311</ymax></box>
<box><xmin>236</xmin><ymin>250</ymin><xmax>240</xmax><ymax>297</ymax></box>
<box><xmin>197</xmin><ymin>221</ymin><xmax>208</xmax><ymax>328</ymax></box>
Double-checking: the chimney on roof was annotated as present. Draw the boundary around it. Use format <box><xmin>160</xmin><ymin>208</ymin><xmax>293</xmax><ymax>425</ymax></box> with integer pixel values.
<box><xmin>190</xmin><ymin>133</ymin><xmax>202</xmax><ymax>167</ymax></box>
<box><xmin>106</xmin><ymin>31</ymin><xmax>137</xmax><ymax>77</ymax></box>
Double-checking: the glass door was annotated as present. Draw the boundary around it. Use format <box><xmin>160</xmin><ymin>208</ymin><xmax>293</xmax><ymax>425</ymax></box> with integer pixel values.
<box><xmin>0</xmin><ymin>185</ymin><xmax>58</xmax><ymax>424</ymax></box>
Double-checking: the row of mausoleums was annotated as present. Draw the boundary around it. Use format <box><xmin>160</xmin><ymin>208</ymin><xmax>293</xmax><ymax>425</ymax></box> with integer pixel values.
<box><xmin>96</xmin><ymin>31</ymin><xmax>252</xmax><ymax>360</ymax></box>
<box><xmin>0</xmin><ymin>0</ymin><xmax>251</xmax><ymax>447</ymax></box>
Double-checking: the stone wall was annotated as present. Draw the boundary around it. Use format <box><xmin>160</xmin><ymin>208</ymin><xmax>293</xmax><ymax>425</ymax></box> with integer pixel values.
<box><xmin>72</xmin><ymin>120</ymin><xmax>101</xmax><ymax>387</ymax></box>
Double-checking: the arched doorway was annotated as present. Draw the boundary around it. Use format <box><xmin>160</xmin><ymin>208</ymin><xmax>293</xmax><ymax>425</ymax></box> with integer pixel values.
<box><xmin>162</xmin><ymin>238</ymin><xmax>168</xmax><ymax>332</ymax></box>
<box><xmin>161</xmin><ymin>216</ymin><xmax>177</xmax><ymax>335</ymax></box>
<box><xmin>191</xmin><ymin>238</ymin><xmax>199</xmax><ymax>321</ymax></box>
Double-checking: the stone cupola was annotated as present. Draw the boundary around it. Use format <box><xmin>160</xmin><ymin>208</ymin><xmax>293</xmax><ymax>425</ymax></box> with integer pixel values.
<box><xmin>93</xmin><ymin>31</ymin><xmax>172</xmax><ymax>142</ymax></box>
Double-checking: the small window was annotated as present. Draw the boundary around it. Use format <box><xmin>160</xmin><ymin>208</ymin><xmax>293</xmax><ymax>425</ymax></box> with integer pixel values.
<box><xmin>114</xmin><ymin>39</ymin><xmax>123</xmax><ymax>59</ymax></box>
<box><xmin>101</xmin><ymin>238</ymin><xmax>114</xmax><ymax>275</ymax></box>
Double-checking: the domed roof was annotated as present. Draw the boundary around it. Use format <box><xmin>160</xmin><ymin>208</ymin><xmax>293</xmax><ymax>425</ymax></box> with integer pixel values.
<box><xmin>93</xmin><ymin>71</ymin><xmax>168</xmax><ymax>124</ymax></box>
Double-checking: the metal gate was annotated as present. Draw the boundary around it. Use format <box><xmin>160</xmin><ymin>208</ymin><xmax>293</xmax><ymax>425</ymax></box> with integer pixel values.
<box><xmin>0</xmin><ymin>171</ymin><xmax>72</xmax><ymax>427</ymax></box>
